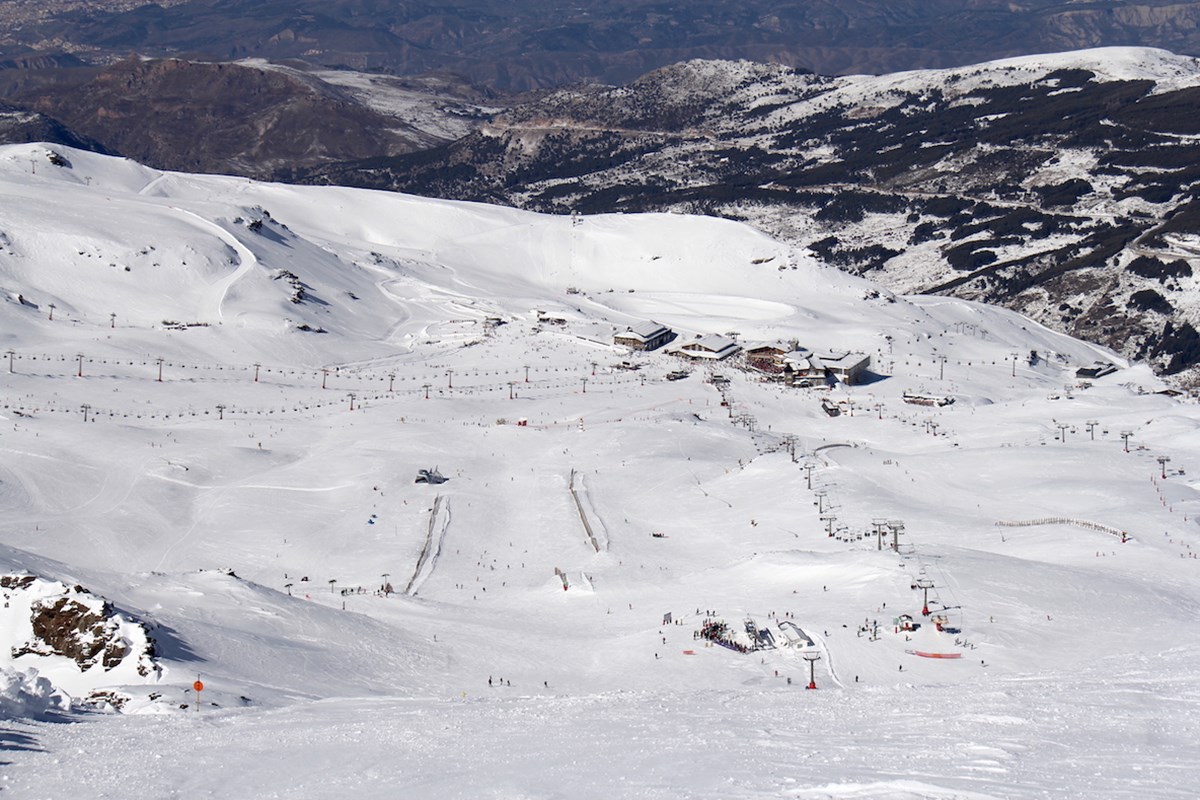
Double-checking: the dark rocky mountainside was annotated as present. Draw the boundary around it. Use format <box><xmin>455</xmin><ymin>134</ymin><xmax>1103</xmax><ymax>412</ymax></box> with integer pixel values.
<box><xmin>5</xmin><ymin>1</ymin><xmax>1200</xmax><ymax>90</ymax></box>
<box><xmin>0</xmin><ymin>100</ymin><xmax>106</xmax><ymax>153</ymax></box>
<box><xmin>0</xmin><ymin>57</ymin><xmax>494</xmax><ymax>178</ymax></box>
<box><xmin>301</xmin><ymin>49</ymin><xmax>1200</xmax><ymax>383</ymax></box>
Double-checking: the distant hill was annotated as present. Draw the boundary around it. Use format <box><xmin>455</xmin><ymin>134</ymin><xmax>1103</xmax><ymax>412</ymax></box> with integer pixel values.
<box><xmin>4</xmin><ymin>0</ymin><xmax>1200</xmax><ymax>90</ymax></box>
<box><xmin>0</xmin><ymin>57</ymin><xmax>494</xmax><ymax>179</ymax></box>
<box><xmin>300</xmin><ymin>48</ymin><xmax>1200</xmax><ymax>383</ymax></box>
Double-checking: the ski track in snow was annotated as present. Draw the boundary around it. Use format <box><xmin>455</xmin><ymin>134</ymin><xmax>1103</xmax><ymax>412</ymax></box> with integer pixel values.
<box><xmin>165</xmin><ymin>206</ymin><xmax>259</xmax><ymax>323</ymax></box>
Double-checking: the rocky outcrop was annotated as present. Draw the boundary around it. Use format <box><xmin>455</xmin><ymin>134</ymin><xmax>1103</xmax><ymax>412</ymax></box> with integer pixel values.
<box><xmin>2</xmin><ymin>574</ymin><xmax>158</xmax><ymax>678</ymax></box>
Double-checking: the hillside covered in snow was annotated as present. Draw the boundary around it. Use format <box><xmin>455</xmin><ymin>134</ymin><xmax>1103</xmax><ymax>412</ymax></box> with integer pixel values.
<box><xmin>308</xmin><ymin>47</ymin><xmax>1200</xmax><ymax>387</ymax></box>
<box><xmin>0</xmin><ymin>143</ymin><xmax>1198</xmax><ymax>797</ymax></box>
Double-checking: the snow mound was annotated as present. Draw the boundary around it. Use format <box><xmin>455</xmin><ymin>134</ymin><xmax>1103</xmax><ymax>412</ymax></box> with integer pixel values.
<box><xmin>0</xmin><ymin>667</ymin><xmax>70</xmax><ymax>719</ymax></box>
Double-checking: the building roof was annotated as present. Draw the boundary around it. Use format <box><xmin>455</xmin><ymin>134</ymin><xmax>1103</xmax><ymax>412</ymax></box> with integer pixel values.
<box><xmin>616</xmin><ymin>320</ymin><xmax>671</xmax><ymax>342</ymax></box>
<box><xmin>1075</xmin><ymin>361</ymin><xmax>1117</xmax><ymax>378</ymax></box>
<box><xmin>784</xmin><ymin>351</ymin><xmax>824</xmax><ymax>372</ymax></box>
<box><xmin>689</xmin><ymin>334</ymin><xmax>738</xmax><ymax>352</ymax></box>
<box><xmin>678</xmin><ymin>334</ymin><xmax>741</xmax><ymax>359</ymax></box>
<box><xmin>744</xmin><ymin>341</ymin><xmax>793</xmax><ymax>356</ymax></box>
<box><xmin>814</xmin><ymin>350</ymin><xmax>870</xmax><ymax>371</ymax></box>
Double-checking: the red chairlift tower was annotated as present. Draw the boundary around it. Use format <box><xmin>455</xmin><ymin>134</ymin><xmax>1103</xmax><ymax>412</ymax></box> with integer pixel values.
<box><xmin>802</xmin><ymin>650</ymin><xmax>821</xmax><ymax>690</ymax></box>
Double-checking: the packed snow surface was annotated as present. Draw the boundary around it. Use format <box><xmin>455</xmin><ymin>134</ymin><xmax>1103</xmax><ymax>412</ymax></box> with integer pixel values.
<box><xmin>0</xmin><ymin>144</ymin><xmax>1197</xmax><ymax>797</ymax></box>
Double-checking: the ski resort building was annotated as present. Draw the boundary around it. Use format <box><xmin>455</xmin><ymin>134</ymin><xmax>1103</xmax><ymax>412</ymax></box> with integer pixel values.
<box><xmin>614</xmin><ymin>321</ymin><xmax>674</xmax><ymax>351</ymax></box>
<box><xmin>1076</xmin><ymin>361</ymin><xmax>1118</xmax><ymax>379</ymax></box>
<box><xmin>676</xmin><ymin>334</ymin><xmax>741</xmax><ymax>361</ymax></box>
<box><xmin>744</xmin><ymin>343</ymin><xmax>795</xmax><ymax>373</ymax></box>
<box><xmin>783</xmin><ymin>351</ymin><xmax>827</xmax><ymax>386</ymax></box>
<box><xmin>814</xmin><ymin>350</ymin><xmax>871</xmax><ymax>385</ymax></box>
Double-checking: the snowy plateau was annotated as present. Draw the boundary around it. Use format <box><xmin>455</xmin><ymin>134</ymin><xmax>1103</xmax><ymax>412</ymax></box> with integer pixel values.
<box><xmin>0</xmin><ymin>142</ymin><xmax>1196</xmax><ymax>798</ymax></box>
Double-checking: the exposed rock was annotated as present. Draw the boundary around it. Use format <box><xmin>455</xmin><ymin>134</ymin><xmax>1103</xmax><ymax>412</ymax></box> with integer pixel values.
<box><xmin>3</xmin><ymin>574</ymin><xmax>159</xmax><ymax>678</ymax></box>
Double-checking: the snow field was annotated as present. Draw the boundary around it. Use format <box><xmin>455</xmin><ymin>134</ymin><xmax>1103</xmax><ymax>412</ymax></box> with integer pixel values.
<box><xmin>0</xmin><ymin>144</ymin><xmax>1196</xmax><ymax>796</ymax></box>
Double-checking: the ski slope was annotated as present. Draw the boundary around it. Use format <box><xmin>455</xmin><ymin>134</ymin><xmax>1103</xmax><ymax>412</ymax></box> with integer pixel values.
<box><xmin>0</xmin><ymin>144</ymin><xmax>1197</xmax><ymax>798</ymax></box>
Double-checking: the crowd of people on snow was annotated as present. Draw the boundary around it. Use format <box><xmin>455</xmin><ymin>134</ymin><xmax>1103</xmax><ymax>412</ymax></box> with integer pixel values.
<box><xmin>697</xmin><ymin>619</ymin><xmax>750</xmax><ymax>653</ymax></box>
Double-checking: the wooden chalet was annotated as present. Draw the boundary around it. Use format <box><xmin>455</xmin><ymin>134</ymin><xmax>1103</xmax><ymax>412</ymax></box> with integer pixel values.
<box><xmin>744</xmin><ymin>343</ymin><xmax>791</xmax><ymax>373</ymax></box>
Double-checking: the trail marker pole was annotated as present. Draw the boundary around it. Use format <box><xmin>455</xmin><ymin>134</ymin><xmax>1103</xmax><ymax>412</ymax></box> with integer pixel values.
<box><xmin>193</xmin><ymin>677</ymin><xmax>204</xmax><ymax>711</ymax></box>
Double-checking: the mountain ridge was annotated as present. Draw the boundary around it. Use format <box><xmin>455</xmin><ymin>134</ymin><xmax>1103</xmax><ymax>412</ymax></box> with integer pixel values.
<box><xmin>6</xmin><ymin>0</ymin><xmax>1200</xmax><ymax>91</ymax></box>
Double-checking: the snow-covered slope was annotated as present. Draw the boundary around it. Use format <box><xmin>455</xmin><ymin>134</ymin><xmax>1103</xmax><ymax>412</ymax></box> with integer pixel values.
<box><xmin>0</xmin><ymin>143</ymin><xmax>1198</xmax><ymax>798</ymax></box>
<box><xmin>323</xmin><ymin>46</ymin><xmax>1200</xmax><ymax>384</ymax></box>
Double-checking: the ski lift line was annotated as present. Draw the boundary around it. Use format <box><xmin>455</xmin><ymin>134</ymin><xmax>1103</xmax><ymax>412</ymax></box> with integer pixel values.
<box><xmin>926</xmin><ymin>559</ymin><xmax>965</xmax><ymax>630</ymax></box>
<box><xmin>4</xmin><ymin>353</ymin><xmax>609</xmax><ymax>386</ymax></box>
<box><xmin>995</xmin><ymin>517</ymin><xmax>1131</xmax><ymax>541</ymax></box>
